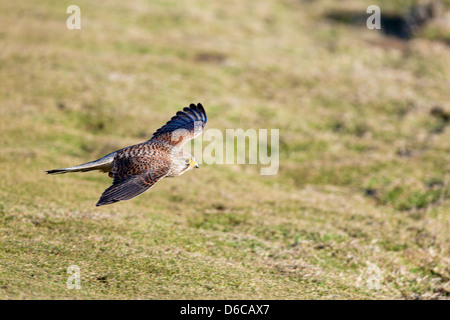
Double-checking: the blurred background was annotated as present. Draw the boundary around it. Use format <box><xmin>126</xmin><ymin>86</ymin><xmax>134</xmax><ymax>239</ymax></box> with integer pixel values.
<box><xmin>0</xmin><ymin>0</ymin><xmax>449</xmax><ymax>299</ymax></box>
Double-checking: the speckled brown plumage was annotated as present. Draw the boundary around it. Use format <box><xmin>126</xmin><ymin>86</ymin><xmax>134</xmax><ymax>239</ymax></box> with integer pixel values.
<box><xmin>46</xmin><ymin>103</ymin><xmax>207</xmax><ymax>206</ymax></box>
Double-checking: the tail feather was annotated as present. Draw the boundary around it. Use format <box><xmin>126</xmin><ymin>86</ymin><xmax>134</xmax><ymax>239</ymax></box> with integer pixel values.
<box><xmin>45</xmin><ymin>151</ymin><xmax>117</xmax><ymax>175</ymax></box>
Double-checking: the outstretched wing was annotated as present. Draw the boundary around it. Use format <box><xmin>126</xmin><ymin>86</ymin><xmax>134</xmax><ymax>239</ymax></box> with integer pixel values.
<box><xmin>96</xmin><ymin>145</ymin><xmax>171</xmax><ymax>206</ymax></box>
<box><xmin>150</xmin><ymin>103</ymin><xmax>207</xmax><ymax>147</ymax></box>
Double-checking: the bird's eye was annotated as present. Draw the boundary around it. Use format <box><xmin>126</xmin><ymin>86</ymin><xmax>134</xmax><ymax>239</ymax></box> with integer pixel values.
<box><xmin>185</xmin><ymin>159</ymin><xmax>190</xmax><ymax>164</ymax></box>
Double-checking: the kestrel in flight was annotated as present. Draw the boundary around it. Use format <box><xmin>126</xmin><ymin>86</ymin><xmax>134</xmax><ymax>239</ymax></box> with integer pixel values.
<box><xmin>46</xmin><ymin>103</ymin><xmax>207</xmax><ymax>206</ymax></box>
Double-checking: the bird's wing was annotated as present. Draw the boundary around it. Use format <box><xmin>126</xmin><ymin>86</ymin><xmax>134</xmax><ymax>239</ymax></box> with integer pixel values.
<box><xmin>150</xmin><ymin>103</ymin><xmax>207</xmax><ymax>147</ymax></box>
<box><xmin>96</xmin><ymin>145</ymin><xmax>171</xmax><ymax>206</ymax></box>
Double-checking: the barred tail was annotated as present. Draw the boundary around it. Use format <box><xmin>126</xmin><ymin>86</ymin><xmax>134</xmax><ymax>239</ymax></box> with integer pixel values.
<box><xmin>45</xmin><ymin>151</ymin><xmax>117</xmax><ymax>175</ymax></box>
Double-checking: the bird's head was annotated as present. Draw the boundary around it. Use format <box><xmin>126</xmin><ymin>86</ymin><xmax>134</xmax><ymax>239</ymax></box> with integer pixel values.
<box><xmin>172</xmin><ymin>149</ymin><xmax>199</xmax><ymax>176</ymax></box>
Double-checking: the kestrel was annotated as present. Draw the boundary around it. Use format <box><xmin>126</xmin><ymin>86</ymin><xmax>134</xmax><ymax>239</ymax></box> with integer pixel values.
<box><xmin>46</xmin><ymin>103</ymin><xmax>207</xmax><ymax>206</ymax></box>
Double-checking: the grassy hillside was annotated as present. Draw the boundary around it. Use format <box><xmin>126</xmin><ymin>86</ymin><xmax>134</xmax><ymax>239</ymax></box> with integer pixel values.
<box><xmin>0</xmin><ymin>0</ymin><xmax>449</xmax><ymax>299</ymax></box>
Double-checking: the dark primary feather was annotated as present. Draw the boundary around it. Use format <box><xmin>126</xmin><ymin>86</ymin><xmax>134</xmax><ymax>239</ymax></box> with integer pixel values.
<box><xmin>95</xmin><ymin>168</ymin><xmax>169</xmax><ymax>206</ymax></box>
<box><xmin>150</xmin><ymin>103</ymin><xmax>207</xmax><ymax>146</ymax></box>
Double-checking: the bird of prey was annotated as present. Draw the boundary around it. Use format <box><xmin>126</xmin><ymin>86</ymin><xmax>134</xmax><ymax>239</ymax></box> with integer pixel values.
<box><xmin>46</xmin><ymin>103</ymin><xmax>207</xmax><ymax>206</ymax></box>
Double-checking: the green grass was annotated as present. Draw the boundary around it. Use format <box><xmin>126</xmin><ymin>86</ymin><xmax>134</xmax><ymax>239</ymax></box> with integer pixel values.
<box><xmin>0</xmin><ymin>0</ymin><xmax>449</xmax><ymax>299</ymax></box>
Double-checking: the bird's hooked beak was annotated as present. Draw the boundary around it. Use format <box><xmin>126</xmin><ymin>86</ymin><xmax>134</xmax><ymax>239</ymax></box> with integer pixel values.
<box><xmin>189</xmin><ymin>159</ymin><xmax>199</xmax><ymax>169</ymax></box>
